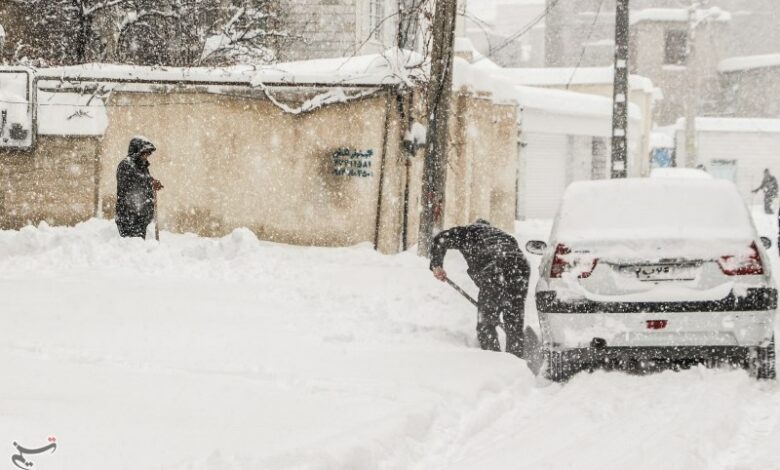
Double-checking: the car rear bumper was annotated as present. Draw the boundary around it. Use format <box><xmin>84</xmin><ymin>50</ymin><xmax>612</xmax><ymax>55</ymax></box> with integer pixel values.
<box><xmin>536</xmin><ymin>287</ymin><xmax>778</xmax><ymax>313</ymax></box>
<box><xmin>559</xmin><ymin>345</ymin><xmax>753</xmax><ymax>362</ymax></box>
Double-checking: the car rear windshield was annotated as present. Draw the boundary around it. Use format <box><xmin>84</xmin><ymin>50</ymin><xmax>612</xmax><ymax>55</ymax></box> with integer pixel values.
<box><xmin>556</xmin><ymin>178</ymin><xmax>755</xmax><ymax>241</ymax></box>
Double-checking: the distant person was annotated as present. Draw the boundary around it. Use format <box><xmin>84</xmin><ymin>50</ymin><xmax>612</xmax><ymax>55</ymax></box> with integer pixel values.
<box><xmin>429</xmin><ymin>219</ymin><xmax>530</xmax><ymax>358</ymax></box>
<box><xmin>752</xmin><ymin>168</ymin><xmax>778</xmax><ymax>215</ymax></box>
<box><xmin>115</xmin><ymin>136</ymin><xmax>163</xmax><ymax>238</ymax></box>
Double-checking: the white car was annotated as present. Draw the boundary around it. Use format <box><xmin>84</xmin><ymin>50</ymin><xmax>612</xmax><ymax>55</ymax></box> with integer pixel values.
<box><xmin>525</xmin><ymin>178</ymin><xmax>777</xmax><ymax>381</ymax></box>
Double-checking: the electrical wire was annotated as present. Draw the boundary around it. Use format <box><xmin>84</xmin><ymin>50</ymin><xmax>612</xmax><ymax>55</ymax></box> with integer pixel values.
<box><xmin>484</xmin><ymin>0</ymin><xmax>563</xmax><ymax>59</ymax></box>
<box><xmin>566</xmin><ymin>0</ymin><xmax>607</xmax><ymax>90</ymax></box>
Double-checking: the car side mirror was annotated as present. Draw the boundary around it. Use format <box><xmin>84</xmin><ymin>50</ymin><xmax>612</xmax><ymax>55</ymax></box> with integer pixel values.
<box><xmin>525</xmin><ymin>240</ymin><xmax>547</xmax><ymax>255</ymax></box>
<box><xmin>760</xmin><ymin>237</ymin><xmax>772</xmax><ymax>250</ymax></box>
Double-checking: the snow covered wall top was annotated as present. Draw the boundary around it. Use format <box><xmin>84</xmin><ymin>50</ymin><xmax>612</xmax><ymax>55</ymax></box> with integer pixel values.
<box><xmin>31</xmin><ymin>48</ymin><xmax>518</xmax><ymax>105</ymax></box>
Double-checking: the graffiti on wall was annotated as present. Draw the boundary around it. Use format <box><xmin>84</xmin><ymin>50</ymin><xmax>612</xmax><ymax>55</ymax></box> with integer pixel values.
<box><xmin>332</xmin><ymin>148</ymin><xmax>374</xmax><ymax>178</ymax></box>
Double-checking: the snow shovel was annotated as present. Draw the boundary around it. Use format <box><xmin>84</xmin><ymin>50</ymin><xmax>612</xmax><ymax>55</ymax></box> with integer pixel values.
<box><xmin>153</xmin><ymin>189</ymin><xmax>160</xmax><ymax>241</ymax></box>
<box><xmin>445</xmin><ymin>278</ymin><xmax>478</xmax><ymax>307</ymax></box>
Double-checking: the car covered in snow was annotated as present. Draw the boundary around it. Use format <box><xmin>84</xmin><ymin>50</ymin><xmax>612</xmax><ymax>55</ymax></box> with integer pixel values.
<box><xmin>525</xmin><ymin>178</ymin><xmax>777</xmax><ymax>381</ymax></box>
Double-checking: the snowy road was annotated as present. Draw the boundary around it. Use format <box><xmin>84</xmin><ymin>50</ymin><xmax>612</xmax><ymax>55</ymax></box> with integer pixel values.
<box><xmin>1</xmin><ymin>217</ymin><xmax>779</xmax><ymax>470</ymax></box>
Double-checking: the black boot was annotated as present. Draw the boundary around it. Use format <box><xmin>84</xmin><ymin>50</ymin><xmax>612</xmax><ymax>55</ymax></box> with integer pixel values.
<box><xmin>477</xmin><ymin>323</ymin><xmax>501</xmax><ymax>351</ymax></box>
<box><xmin>506</xmin><ymin>330</ymin><xmax>525</xmax><ymax>359</ymax></box>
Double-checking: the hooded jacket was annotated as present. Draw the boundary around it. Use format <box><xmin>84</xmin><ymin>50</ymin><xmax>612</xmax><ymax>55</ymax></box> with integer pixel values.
<box><xmin>116</xmin><ymin>137</ymin><xmax>157</xmax><ymax>229</ymax></box>
<box><xmin>430</xmin><ymin>221</ymin><xmax>530</xmax><ymax>290</ymax></box>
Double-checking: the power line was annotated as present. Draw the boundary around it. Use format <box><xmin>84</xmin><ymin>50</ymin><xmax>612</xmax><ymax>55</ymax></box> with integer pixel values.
<box><xmin>566</xmin><ymin>0</ymin><xmax>607</xmax><ymax>90</ymax></box>
<box><xmin>486</xmin><ymin>0</ymin><xmax>562</xmax><ymax>59</ymax></box>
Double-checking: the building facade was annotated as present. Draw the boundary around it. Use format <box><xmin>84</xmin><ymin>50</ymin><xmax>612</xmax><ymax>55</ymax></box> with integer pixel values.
<box><xmin>719</xmin><ymin>55</ymin><xmax>780</xmax><ymax>118</ymax></box>
<box><xmin>544</xmin><ymin>0</ymin><xmax>780</xmax><ymax>125</ymax></box>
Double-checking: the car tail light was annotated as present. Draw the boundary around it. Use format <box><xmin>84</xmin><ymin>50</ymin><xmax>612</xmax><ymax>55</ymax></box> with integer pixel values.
<box><xmin>550</xmin><ymin>244</ymin><xmax>599</xmax><ymax>279</ymax></box>
<box><xmin>646</xmin><ymin>320</ymin><xmax>668</xmax><ymax>330</ymax></box>
<box><xmin>718</xmin><ymin>242</ymin><xmax>764</xmax><ymax>276</ymax></box>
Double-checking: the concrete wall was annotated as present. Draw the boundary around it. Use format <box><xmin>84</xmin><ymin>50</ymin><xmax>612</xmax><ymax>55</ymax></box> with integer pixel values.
<box><xmin>400</xmin><ymin>93</ymin><xmax>518</xmax><ymax>249</ymax></box>
<box><xmin>443</xmin><ymin>93</ymin><xmax>518</xmax><ymax>232</ymax></box>
<box><xmin>721</xmin><ymin>68</ymin><xmax>780</xmax><ymax>118</ymax></box>
<box><xmin>98</xmin><ymin>90</ymin><xmax>395</xmax><ymax>250</ymax></box>
<box><xmin>0</xmin><ymin>85</ymin><xmax>518</xmax><ymax>254</ymax></box>
<box><xmin>676</xmin><ymin>128</ymin><xmax>780</xmax><ymax>202</ymax></box>
<box><xmin>0</xmin><ymin>136</ymin><xmax>99</xmax><ymax>228</ymax></box>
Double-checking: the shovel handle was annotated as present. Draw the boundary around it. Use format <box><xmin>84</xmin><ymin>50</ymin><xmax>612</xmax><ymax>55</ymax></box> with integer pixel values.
<box><xmin>445</xmin><ymin>278</ymin><xmax>478</xmax><ymax>307</ymax></box>
<box><xmin>153</xmin><ymin>189</ymin><xmax>160</xmax><ymax>241</ymax></box>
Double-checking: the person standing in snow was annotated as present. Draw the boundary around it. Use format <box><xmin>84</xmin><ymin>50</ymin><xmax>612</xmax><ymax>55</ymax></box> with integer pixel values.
<box><xmin>752</xmin><ymin>168</ymin><xmax>778</xmax><ymax>215</ymax></box>
<box><xmin>430</xmin><ymin>219</ymin><xmax>530</xmax><ymax>358</ymax></box>
<box><xmin>115</xmin><ymin>136</ymin><xmax>163</xmax><ymax>238</ymax></box>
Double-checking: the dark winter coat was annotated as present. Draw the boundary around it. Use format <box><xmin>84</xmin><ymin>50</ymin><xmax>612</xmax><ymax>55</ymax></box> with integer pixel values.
<box><xmin>756</xmin><ymin>173</ymin><xmax>778</xmax><ymax>198</ymax></box>
<box><xmin>116</xmin><ymin>137</ymin><xmax>157</xmax><ymax>232</ymax></box>
<box><xmin>430</xmin><ymin>222</ymin><xmax>530</xmax><ymax>290</ymax></box>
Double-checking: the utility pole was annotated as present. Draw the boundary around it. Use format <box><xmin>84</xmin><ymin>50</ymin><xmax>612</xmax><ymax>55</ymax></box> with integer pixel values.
<box><xmin>610</xmin><ymin>0</ymin><xmax>630</xmax><ymax>178</ymax></box>
<box><xmin>418</xmin><ymin>0</ymin><xmax>458</xmax><ymax>257</ymax></box>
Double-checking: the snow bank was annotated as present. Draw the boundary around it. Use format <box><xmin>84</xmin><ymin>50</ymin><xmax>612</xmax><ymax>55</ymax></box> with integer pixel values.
<box><xmin>719</xmin><ymin>53</ymin><xmax>780</xmax><ymax>73</ymax></box>
<box><xmin>0</xmin><ymin>219</ymin><xmax>528</xmax><ymax>470</ymax></box>
<box><xmin>1</xmin><ymin>219</ymin><xmax>779</xmax><ymax>470</ymax></box>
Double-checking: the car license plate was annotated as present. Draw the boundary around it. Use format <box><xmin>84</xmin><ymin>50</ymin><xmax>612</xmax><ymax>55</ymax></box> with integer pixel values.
<box><xmin>631</xmin><ymin>264</ymin><xmax>697</xmax><ymax>282</ymax></box>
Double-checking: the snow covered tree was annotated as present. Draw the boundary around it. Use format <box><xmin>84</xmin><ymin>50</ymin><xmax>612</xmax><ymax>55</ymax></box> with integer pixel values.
<box><xmin>5</xmin><ymin>0</ymin><xmax>296</xmax><ymax>66</ymax></box>
<box><xmin>196</xmin><ymin>0</ymin><xmax>296</xmax><ymax>66</ymax></box>
<box><xmin>6</xmin><ymin>0</ymin><xmax>129</xmax><ymax>64</ymax></box>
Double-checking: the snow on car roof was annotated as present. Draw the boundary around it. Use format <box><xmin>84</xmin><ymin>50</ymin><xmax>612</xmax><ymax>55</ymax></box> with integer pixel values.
<box><xmin>556</xmin><ymin>178</ymin><xmax>755</xmax><ymax>242</ymax></box>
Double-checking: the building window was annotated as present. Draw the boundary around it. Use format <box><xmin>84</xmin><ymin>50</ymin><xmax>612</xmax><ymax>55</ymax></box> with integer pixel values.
<box><xmin>369</xmin><ymin>0</ymin><xmax>385</xmax><ymax>39</ymax></box>
<box><xmin>664</xmin><ymin>30</ymin><xmax>687</xmax><ymax>65</ymax></box>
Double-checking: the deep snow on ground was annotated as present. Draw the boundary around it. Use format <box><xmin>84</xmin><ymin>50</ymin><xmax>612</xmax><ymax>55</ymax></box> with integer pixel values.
<box><xmin>0</xmin><ymin>211</ymin><xmax>778</xmax><ymax>470</ymax></box>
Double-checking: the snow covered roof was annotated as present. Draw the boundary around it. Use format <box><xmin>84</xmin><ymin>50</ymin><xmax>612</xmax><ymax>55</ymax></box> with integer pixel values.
<box><xmin>718</xmin><ymin>54</ymin><xmax>780</xmax><ymax>73</ymax></box>
<box><xmin>649</xmin><ymin>131</ymin><xmax>674</xmax><ymax>149</ymax></box>
<box><xmin>630</xmin><ymin>7</ymin><xmax>731</xmax><ymax>25</ymax></box>
<box><xmin>513</xmin><ymin>85</ymin><xmax>641</xmax><ymax>121</ymax></box>
<box><xmin>37</xmin><ymin>91</ymin><xmax>108</xmax><ymax>136</ymax></box>
<box><xmin>491</xmin><ymin>67</ymin><xmax>658</xmax><ymax>94</ymax></box>
<box><xmin>675</xmin><ymin>117</ymin><xmax>780</xmax><ymax>134</ymax></box>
